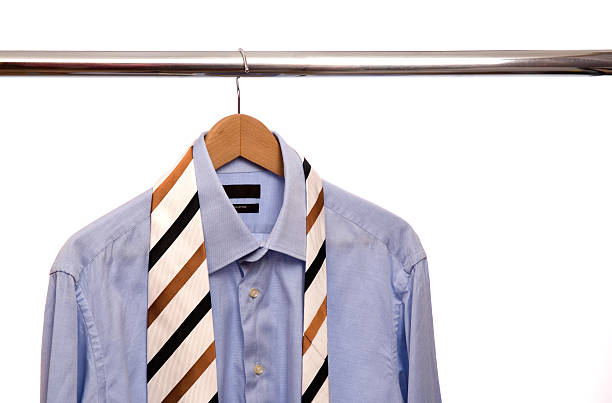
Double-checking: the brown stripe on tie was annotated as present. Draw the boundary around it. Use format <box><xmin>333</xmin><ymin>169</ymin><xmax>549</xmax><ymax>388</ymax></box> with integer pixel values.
<box><xmin>151</xmin><ymin>146</ymin><xmax>194</xmax><ymax>212</ymax></box>
<box><xmin>162</xmin><ymin>341</ymin><xmax>216</xmax><ymax>403</ymax></box>
<box><xmin>302</xmin><ymin>296</ymin><xmax>327</xmax><ymax>355</ymax></box>
<box><xmin>147</xmin><ymin>243</ymin><xmax>206</xmax><ymax>327</ymax></box>
<box><xmin>306</xmin><ymin>188</ymin><xmax>324</xmax><ymax>234</ymax></box>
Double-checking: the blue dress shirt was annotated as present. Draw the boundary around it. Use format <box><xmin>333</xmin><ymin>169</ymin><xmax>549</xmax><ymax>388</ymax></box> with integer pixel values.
<box><xmin>41</xmin><ymin>130</ymin><xmax>441</xmax><ymax>403</ymax></box>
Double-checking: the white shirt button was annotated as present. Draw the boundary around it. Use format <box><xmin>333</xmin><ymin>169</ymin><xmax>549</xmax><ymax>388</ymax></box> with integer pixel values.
<box><xmin>249</xmin><ymin>288</ymin><xmax>259</xmax><ymax>298</ymax></box>
<box><xmin>254</xmin><ymin>363</ymin><xmax>264</xmax><ymax>375</ymax></box>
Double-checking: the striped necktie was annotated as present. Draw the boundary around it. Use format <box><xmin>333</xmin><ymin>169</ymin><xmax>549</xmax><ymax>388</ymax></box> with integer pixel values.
<box><xmin>146</xmin><ymin>141</ymin><xmax>329</xmax><ymax>402</ymax></box>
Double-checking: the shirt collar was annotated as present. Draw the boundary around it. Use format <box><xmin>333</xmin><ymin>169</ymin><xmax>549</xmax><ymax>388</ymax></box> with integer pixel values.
<box><xmin>192</xmin><ymin>129</ymin><xmax>306</xmax><ymax>274</ymax></box>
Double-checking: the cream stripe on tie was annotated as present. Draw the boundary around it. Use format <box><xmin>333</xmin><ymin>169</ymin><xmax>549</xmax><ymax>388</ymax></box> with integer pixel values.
<box><xmin>148</xmin><ymin>146</ymin><xmax>218</xmax><ymax>403</ymax></box>
<box><xmin>147</xmin><ymin>142</ymin><xmax>329</xmax><ymax>402</ymax></box>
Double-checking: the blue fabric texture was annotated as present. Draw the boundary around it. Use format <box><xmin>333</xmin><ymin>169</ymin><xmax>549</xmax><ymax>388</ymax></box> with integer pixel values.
<box><xmin>40</xmin><ymin>130</ymin><xmax>441</xmax><ymax>403</ymax></box>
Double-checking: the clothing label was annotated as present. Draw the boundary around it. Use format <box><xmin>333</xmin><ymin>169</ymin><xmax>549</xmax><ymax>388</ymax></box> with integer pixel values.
<box><xmin>223</xmin><ymin>184</ymin><xmax>261</xmax><ymax>199</ymax></box>
<box><xmin>232</xmin><ymin>203</ymin><xmax>259</xmax><ymax>213</ymax></box>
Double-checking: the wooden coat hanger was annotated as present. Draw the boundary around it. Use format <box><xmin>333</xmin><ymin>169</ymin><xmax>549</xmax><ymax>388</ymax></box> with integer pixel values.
<box><xmin>204</xmin><ymin>49</ymin><xmax>284</xmax><ymax>178</ymax></box>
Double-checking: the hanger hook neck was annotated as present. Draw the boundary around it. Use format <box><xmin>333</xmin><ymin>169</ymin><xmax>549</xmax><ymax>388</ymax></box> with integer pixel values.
<box><xmin>237</xmin><ymin>48</ymin><xmax>249</xmax><ymax>114</ymax></box>
<box><xmin>236</xmin><ymin>76</ymin><xmax>240</xmax><ymax>114</ymax></box>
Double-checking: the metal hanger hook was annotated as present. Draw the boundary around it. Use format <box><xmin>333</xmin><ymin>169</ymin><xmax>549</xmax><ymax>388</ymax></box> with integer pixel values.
<box><xmin>236</xmin><ymin>48</ymin><xmax>249</xmax><ymax>114</ymax></box>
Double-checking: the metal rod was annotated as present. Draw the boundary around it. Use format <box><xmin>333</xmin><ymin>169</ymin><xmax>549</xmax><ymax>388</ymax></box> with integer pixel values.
<box><xmin>0</xmin><ymin>50</ymin><xmax>611</xmax><ymax>76</ymax></box>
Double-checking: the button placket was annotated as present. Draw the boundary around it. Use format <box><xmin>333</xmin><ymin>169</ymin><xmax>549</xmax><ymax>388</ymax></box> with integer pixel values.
<box><xmin>238</xmin><ymin>258</ymin><xmax>265</xmax><ymax>401</ymax></box>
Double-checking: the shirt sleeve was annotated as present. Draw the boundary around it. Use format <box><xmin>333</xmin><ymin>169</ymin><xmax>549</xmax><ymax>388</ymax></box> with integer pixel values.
<box><xmin>403</xmin><ymin>258</ymin><xmax>442</xmax><ymax>403</ymax></box>
<box><xmin>40</xmin><ymin>271</ymin><xmax>93</xmax><ymax>403</ymax></box>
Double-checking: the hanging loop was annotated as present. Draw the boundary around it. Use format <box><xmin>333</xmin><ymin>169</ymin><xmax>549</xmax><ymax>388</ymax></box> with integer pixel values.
<box><xmin>236</xmin><ymin>48</ymin><xmax>249</xmax><ymax>114</ymax></box>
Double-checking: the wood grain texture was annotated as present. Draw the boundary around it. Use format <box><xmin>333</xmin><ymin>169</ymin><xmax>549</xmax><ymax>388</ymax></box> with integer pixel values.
<box><xmin>205</xmin><ymin>113</ymin><xmax>284</xmax><ymax>178</ymax></box>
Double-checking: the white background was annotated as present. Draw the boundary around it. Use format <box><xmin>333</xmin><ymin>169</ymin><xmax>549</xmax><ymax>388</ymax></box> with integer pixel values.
<box><xmin>1</xmin><ymin>1</ymin><xmax>611</xmax><ymax>402</ymax></box>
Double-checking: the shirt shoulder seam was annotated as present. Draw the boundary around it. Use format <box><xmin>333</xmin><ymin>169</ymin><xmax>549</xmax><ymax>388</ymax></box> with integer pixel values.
<box><xmin>324</xmin><ymin>203</ymin><xmax>413</xmax><ymax>271</ymax></box>
<box><xmin>48</xmin><ymin>269</ymin><xmax>78</xmax><ymax>282</ymax></box>
<box><xmin>50</xmin><ymin>212</ymin><xmax>150</xmax><ymax>281</ymax></box>
<box><xmin>83</xmin><ymin>212</ymin><xmax>149</xmax><ymax>271</ymax></box>
<box><xmin>404</xmin><ymin>250</ymin><xmax>428</xmax><ymax>273</ymax></box>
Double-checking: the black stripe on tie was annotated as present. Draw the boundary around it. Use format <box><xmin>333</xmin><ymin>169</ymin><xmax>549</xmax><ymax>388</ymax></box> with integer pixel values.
<box><xmin>209</xmin><ymin>393</ymin><xmax>219</xmax><ymax>403</ymax></box>
<box><xmin>302</xmin><ymin>356</ymin><xmax>328</xmax><ymax>402</ymax></box>
<box><xmin>304</xmin><ymin>240</ymin><xmax>326</xmax><ymax>292</ymax></box>
<box><xmin>148</xmin><ymin>192</ymin><xmax>200</xmax><ymax>270</ymax></box>
<box><xmin>302</xmin><ymin>158</ymin><xmax>312</xmax><ymax>181</ymax></box>
<box><xmin>146</xmin><ymin>292</ymin><xmax>212</xmax><ymax>381</ymax></box>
